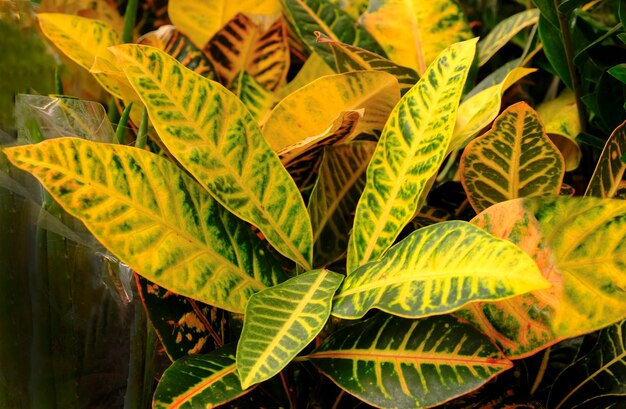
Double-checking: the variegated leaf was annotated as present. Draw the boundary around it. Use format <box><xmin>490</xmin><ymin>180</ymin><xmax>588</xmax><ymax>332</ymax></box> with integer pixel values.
<box><xmin>347</xmin><ymin>39</ymin><xmax>477</xmax><ymax>272</ymax></box>
<box><xmin>478</xmin><ymin>9</ymin><xmax>540</xmax><ymax>66</ymax></box>
<box><xmin>237</xmin><ymin>269</ymin><xmax>343</xmax><ymax>389</ymax></box>
<box><xmin>110</xmin><ymin>44</ymin><xmax>313</xmax><ymax>270</ymax></box>
<box><xmin>229</xmin><ymin>71</ymin><xmax>275</xmax><ymax>123</ymax></box>
<box><xmin>360</xmin><ymin>0</ymin><xmax>473</xmax><ymax>75</ymax></box>
<box><xmin>335</xmin><ymin>221</ymin><xmax>549</xmax><ymax>319</ymax></box>
<box><xmin>586</xmin><ymin>120</ymin><xmax>626</xmax><ymax>198</ymax></box>
<box><xmin>308</xmin><ymin>314</ymin><xmax>513</xmax><ymax>408</ymax></box>
<box><xmin>263</xmin><ymin>70</ymin><xmax>400</xmax><ymax>151</ymax></box>
<box><xmin>275</xmin><ymin>54</ymin><xmax>334</xmax><ymax>100</ymax></box>
<box><xmin>205</xmin><ymin>14</ymin><xmax>289</xmax><ymax>91</ymax></box>
<box><xmin>461</xmin><ymin>196</ymin><xmax>626</xmax><ymax>358</ymax></box>
<box><xmin>460</xmin><ymin>102</ymin><xmax>565</xmax><ymax>213</ymax></box>
<box><xmin>308</xmin><ymin>141</ymin><xmax>376</xmax><ymax>267</ymax></box>
<box><xmin>4</xmin><ymin>138</ymin><xmax>284</xmax><ymax>313</ymax></box>
<box><xmin>328</xmin><ymin>0</ymin><xmax>368</xmax><ymax>19</ymax></box>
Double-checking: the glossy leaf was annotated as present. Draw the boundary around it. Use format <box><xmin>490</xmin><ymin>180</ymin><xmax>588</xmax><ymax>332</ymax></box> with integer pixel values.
<box><xmin>237</xmin><ymin>269</ymin><xmax>343</xmax><ymax>389</ymax></box>
<box><xmin>462</xmin><ymin>197</ymin><xmax>626</xmax><ymax>358</ymax></box>
<box><xmin>110</xmin><ymin>44</ymin><xmax>313</xmax><ymax>269</ymax></box>
<box><xmin>586</xmin><ymin>120</ymin><xmax>626</xmax><ymax>198</ymax></box>
<box><xmin>230</xmin><ymin>71</ymin><xmax>275</xmax><ymax>123</ymax></box>
<box><xmin>263</xmin><ymin>70</ymin><xmax>400</xmax><ymax>151</ymax></box>
<box><xmin>360</xmin><ymin>0</ymin><xmax>473</xmax><ymax>75</ymax></box>
<box><xmin>538</xmin><ymin>14</ymin><xmax>572</xmax><ymax>89</ymax></box>
<box><xmin>308</xmin><ymin>313</ymin><xmax>513</xmax><ymax>408</ymax></box>
<box><xmin>167</xmin><ymin>0</ymin><xmax>282</xmax><ymax>47</ymax></box>
<box><xmin>335</xmin><ymin>220</ymin><xmax>549</xmax><ymax>319</ymax></box>
<box><xmin>478</xmin><ymin>9</ymin><xmax>540</xmax><ymax>66</ymax></box>
<box><xmin>347</xmin><ymin>39</ymin><xmax>477</xmax><ymax>272</ymax></box>
<box><xmin>460</xmin><ymin>102</ymin><xmax>565</xmax><ymax>213</ymax></box>
<box><xmin>4</xmin><ymin>138</ymin><xmax>284</xmax><ymax>313</ymax></box>
<box><xmin>153</xmin><ymin>344</ymin><xmax>250</xmax><ymax>408</ymax></box>
<box><xmin>205</xmin><ymin>14</ymin><xmax>289</xmax><ymax>91</ymax></box>
<box><xmin>308</xmin><ymin>141</ymin><xmax>376</xmax><ymax>267</ymax></box>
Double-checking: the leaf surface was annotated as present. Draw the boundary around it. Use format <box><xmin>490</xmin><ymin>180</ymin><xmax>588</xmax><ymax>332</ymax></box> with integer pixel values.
<box><xmin>111</xmin><ymin>44</ymin><xmax>313</xmax><ymax>269</ymax></box>
<box><xmin>347</xmin><ymin>39</ymin><xmax>477</xmax><ymax>272</ymax></box>
<box><xmin>237</xmin><ymin>269</ymin><xmax>343</xmax><ymax>389</ymax></box>
<box><xmin>308</xmin><ymin>313</ymin><xmax>513</xmax><ymax>408</ymax></box>
<box><xmin>4</xmin><ymin>138</ymin><xmax>284</xmax><ymax>313</ymax></box>
<box><xmin>586</xmin><ymin>120</ymin><xmax>626</xmax><ymax>198</ymax></box>
<box><xmin>229</xmin><ymin>71</ymin><xmax>275</xmax><ymax>123</ymax></box>
<box><xmin>478</xmin><ymin>9</ymin><xmax>540</xmax><ymax>66</ymax></box>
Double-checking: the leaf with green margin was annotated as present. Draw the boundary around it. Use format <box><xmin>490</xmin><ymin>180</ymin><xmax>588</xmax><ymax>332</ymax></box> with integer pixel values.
<box><xmin>110</xmin><ymin>44</ymin><xmax>313</xmax><ymax>270</ymax></box>
<box><xmin>262</xmin><ymin>70</ymin><xmax>400</xmax><ymax>151</ymax></box>
<box><xmin>314</xmin><ymin>31</ymin><xmax>419</xmax><ymax>94</ymax></box>
<box><xmin>546</xmin><ymin>319</ymin><xmax>626</xmax><ymax>409</ymax></box>
<box><xmin>460</xmin><ymin>102</ymin><xmax>565</xmax><ymax>213</ymax></box>
<box><xmin>335</xmin><ymin>221</ymin><xmax>549</xmax><ymax>319</ymax></box>
<box><xmin>4</xmin><ymin>138</ymin><xmax>284</xmax><ymax>313</ymax></box>
<box><xmin>478</xmin><ymin>9</ymin><xmax>540</xmax><ymax>66</ymax></box>
<box><xmin>237</xmin><ymin>269</ymin><xmax>343</xmax><ymax>389</ymax></box>
<box><xmin>346</xmin><ymin>39</ymin><xmax>477</xmax><ymax>272</ymax></box>
<box><xmin>153</xmin><ymin>343</ymin><xmax>251</xmax><ymax>408</ymax></box>
<box><xmin>307</xmin><ymin>313</ymin><xmax>513</xmax><ymax>408</ymax></box>
<box><xmin>308</xmin><ymin>141</ymin><xmax>376</xmax><ymax>267</ymax></box>
<box><xmin>461</xmin><ymin>196</ymin><xmax>626</xmax><ymax>358</ymax></box>
<box><xmin>360</xmin><ymin>0</ymin><xmax>473</xmax><ymax>75</ymax></box>
<box><xmin>537</xmin><ymin>14</ymin><xmax>572</xmax><ymax>89</ymax></box>
<box><xmin>586</xmin><ymin>120</ymin><xmax>626</xmax><ymax>198</ymax></box>
<box><xmin>229</xmin><ymin>71</ymin><xmax>275</xmax><ymax>123</ymax></box>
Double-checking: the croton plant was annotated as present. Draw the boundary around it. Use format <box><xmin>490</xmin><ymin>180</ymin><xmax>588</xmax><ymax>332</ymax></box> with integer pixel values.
<box><xmin>3</xmin><ymin>0</ymin><xmax>626</xmax><ymax>407</ymax></box>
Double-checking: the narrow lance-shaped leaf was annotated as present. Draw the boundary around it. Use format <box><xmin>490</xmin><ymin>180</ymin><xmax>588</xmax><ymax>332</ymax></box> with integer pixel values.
<box><xmin>237</xmin><ymin>269</ymin><xmax>343</xmax><ymax>389</ymax></box>
<box><xmin>110</xmin><ymin>44</ymin><xmax>313</xmax><ymax>270</ymax></box>
<box><xmin>477</xmin><ymin>9</ymin><xmax>540</xmax><ymax>66</ymax></box>
<box><xmin>308</xmin><ymin>314</ymin><xmax>513</xmax><ymax>409</ymax></box>
<box><xmin>585</xmin><ymin>120</ymin><xmax>626</xmax><ymax>198</ymax></box>
<box><xmin>335</xmin><ymin>220</ymin><xmax>549</xmax><ymax>319</ymax></box>
<box><xmin>347</xmin><ymin>38</ymin><xmax>477</xmax><ymax>272</ymax></box>
<box><xmin>460</xmin><ymin>102</ymin><xmax>565</xmax><ymax>213</ymax></box>
<box><xmin>4</xmin><ymin>138</ymin><xmax>284</xmax><ymax>313</ymax></box>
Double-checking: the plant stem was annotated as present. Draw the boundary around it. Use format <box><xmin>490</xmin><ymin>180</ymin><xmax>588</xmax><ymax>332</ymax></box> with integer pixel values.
<box><xmin>135</xmin><ymin>107</ymin><xmax>149</xmax><ymax>149</ymax></box>
<box><xmin>54</xmin><ymin>67</ymin><xmax>63</xmax><ymax>95</ymax></box>
<box><xmin>122</xmin><ymin>0</ymin><xmax>139</xmax><ymax>43</ymax></box>
<box><xmin>115</xmin><ymin>103</ymin><xmax>133</xmax><ymax>144</ymax></box>
<box><xmin>530</xmin><ymin>346</ymin><xmax>551</xmax><ymax>395</ymax></box>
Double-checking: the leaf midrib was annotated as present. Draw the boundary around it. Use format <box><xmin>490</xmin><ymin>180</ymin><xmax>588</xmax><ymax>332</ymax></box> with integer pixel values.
<box><xmin>168</xmin><ymin>364</ymin><xmax>238</xmax><ymax>408</ymax></box>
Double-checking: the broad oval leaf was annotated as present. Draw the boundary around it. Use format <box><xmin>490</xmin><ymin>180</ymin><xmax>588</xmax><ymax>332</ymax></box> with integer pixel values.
<box><xmin>462</xmin><ymin>196</ymin><xmax>626</xmax><ymax>358</ymax></box>
<box><xmin>262</xmin><ymin>70</ymin><xmax>400</xmax><ymax>151</ymax></box>
<box><xmin>477</xmin><ymin>9</ymin><xmax>540</xmax><ymax>66</ymax></box>
<box><xmin>585</xmin><ymin>120</ymin><xmax>626</xmax><ymax>198</ymax></box>
<box><xmin>360</xmin><ymin>0</ymin><xmax>473</xmax><ymax>75</ymax></box>
<box><xmin>110</xmin><ymin>44</ymin><xmax>313</xmax><ymax>270</ymax></box>
<box><xmin>153</xmin><ymin>344</ymin><xmax>250</xmax><ymax>408</ymax></box>
<box><xmin>236</xmin><ymin>269</ymin><xmax>343</xmax><ymax>389</ymax></box>
<box><xmin>460</xmin><ymin>102</ymin><xmax>565</xmax><ymax>213</ymax></box>
<box><xmin>4</xmin><ymin>138</ymin><xmax>284</xmax><ymax>313</ymax></box>
<box><xmin>308</xmin><ymin>313</ymin><xmax>513</xmax><ymax>409</ymax></box>
<box><xmin>334</xmin><ymin>221</ymin><xmax>549</xmax><ymax>319</ymax></box>
<box><xmin>347</xmin><ymin>39</ymin><xmax>477</xmax><ymax>272</ymax></box>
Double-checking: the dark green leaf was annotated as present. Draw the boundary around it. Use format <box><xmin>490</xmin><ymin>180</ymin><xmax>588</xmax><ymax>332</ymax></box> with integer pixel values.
<box><xmin>538</xmin><ymin>14</ymin><xmax>572</xmax><ymax>89</ymax></box>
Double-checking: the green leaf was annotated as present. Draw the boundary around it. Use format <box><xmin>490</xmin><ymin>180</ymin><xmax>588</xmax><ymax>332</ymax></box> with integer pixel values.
<box><xmin>460</xmin><ymin>102</ymin><xmax>565</xmax><ymax>213</ymax></box>
<box><xmin>537</xmin><ymin>14</ymin><xmax>572</xmax><ymax>89</ymax></box>
<box><xmin>229</xmin><ymin>71</ymin><xmax>275</xmax><ymax>123</ymax></box>
<box><xmin>236</xmin><ymin>269</ymin><xmax>343</xmax><ymax>389</ymax></box>
<box><xmin>609</xmin><ymin>64</ymin><xmax>626</xmax><ymax>86</ymax></box>
<box><xmin>110</xmin><ymin>44</ymin><xmax>313</xmax><ymax>270</ymax></box>
<box><xmin>347</xmin><ymin>38</ymin><xmax>477</xmax><ymax>272</ymax></box>
<box><xmin>308</xmin><ymin>141</ymin><xmax>376</xmax><ymax>267</ymax></box>
<box><xmin>334</xmin><ymin>221</ymin><xmax>549</xmax><ymax>319</ymax></box>
<box><xmin>586</xmin><ymin>120</ymin><xmax>626</xmax><ymax>198</ymax></box>
<box><xmin>308</xmin><ymin>313</ymin><xmax>513</xmax><ymax>408</ymax></box>
<box><xmin>153</xmin><ymin>344</ymin><xmax>250</xmax><ymax>408</ymax></box>
<box><xmin>478</xmin><ymin>9</ymin><xmax>540</xmax><ymax>66</ymax></box>
<box><xmin>4</xmin><ymin>138</ymin><xmax>284</xmax><ymax>313</ymax></box>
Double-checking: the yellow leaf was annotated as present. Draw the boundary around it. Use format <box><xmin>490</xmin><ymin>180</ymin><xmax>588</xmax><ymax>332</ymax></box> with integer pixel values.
<box><xmin>275</xmin><ymin>54</ymin><xmax>334</xmax><ymax>100</ymax></box>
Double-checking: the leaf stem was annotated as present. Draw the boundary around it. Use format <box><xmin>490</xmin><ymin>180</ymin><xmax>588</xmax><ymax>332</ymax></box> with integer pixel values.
<box><xmin>115</xmin><ymin>102</ymin><xmax>133</xmax><ymax>144</ymax></box>
<box><xmin>122</xmin><ymin>0</ymin><xmax>139</xmax><ymax>43</ymax></box>
<box><xmin>135</xmin><ymin>107</ymin><xmax>148</xmax><ymax>149</ymax></box>
<box><xmin>530</xmin><ymin>346</ymin><xmax>551</xmax><ymax>395</ymax></box>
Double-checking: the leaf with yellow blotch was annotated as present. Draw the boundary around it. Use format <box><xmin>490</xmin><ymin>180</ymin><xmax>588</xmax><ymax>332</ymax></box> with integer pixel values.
<box><xmin>167</xmin><ymin>0</ymin><xmax>282</xmax><ymax>48</ymax></box>
<box><xmin>346</xmin><ymin>39</ymin><xmax>477</xmax><ymax>272</ymax></box>
<box><xmin>328</xmin><ymin>0</ymin><xmax>368</xmax><ymax>19</ymax></box>
<box><xmin>110</xmin><ymin>44</ymin><xmax>313</xmax><ymax>270</ymax></box>
<box><xmin>205</xmin><ymin>14</ymin><xmax>289</xmax><ymax>91</ymax></box>
<box><xmin>229</xmin><ymin>71</ymin><xmax>275</xmax><ymax>123</ymax></box>
<box><xmin>585</xmin><ymin>120</ymin><xmax>626</xmax><ymax>198</ymax></box>
<box><xmin>460</xmin><ymin>102</ymin><xmax>565</xmax><ymax>213</ymax></box>
<box><xmin>459</xmin><ymin>196</ymin><xmax>626</xmax><ymax>358</ymax></box>
<box><xmin>360</xmin><ymin>0</ymin><xmax>473</xmax><ymax>75</ymax></box>
<box><xmin>478</xmin><ymin>9</ymin><xmax>540</xmax><ymax>66</ymax></box>
<box><xmin>275</xmin><ymin>54</ymin><xmax>334</xmax><ymax>100</ymax></box>
<box><xmin>4</xmin><ymin>138</ymin><xmax>285</xmax><ymax>313</ymax></box>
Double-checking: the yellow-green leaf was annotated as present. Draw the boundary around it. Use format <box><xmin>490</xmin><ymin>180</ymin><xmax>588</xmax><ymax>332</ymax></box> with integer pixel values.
<box><xmin>585</xmin><ymin>120</ymin><xmax>626</xmax><ymax>198</ymax></box>
<box><xmin>275</xmin><ymin>54</ymin><xmax>334</xmax><ymax>100</ymax></box>
<box><xmin>4</xmin><ymin>138</ymin><xmax>284</xmax><ymax>313</ymax></box>
<box><xmin>460</xmin><ymin>102</ymin><xmax>565</xmax><ymax>213</ymax></box>
<box><xmin>230</xmin><ymin>71</ymin><xmax>275</xmax><ymax>123</ymax></box>
<box><xmin>328</xmin><ymin>0</ymin><xmax>368</xmax><ymax>19</ymax></box>
<box><xmin>347</xmin><ymin>39</ymin><xmax>477</xmax><ymax>272</ymax></box>
<box><xmin>334</xmin><ymin>221</ymin><xmax>549</xmax><ymax>319</ymax></box>
<box><xmin>360</xmin><ymin>0</ymin><xmax>473</xmax><ymax>75</ymax></box>
<box><xmin>477</xmin><ymin>9</ymin><xmax>540</xmax><ymax>66</ymax></box>
<box><xmin>262</xmin><ymin>70</ymin><xmax>400</xmax><ymax>151</ymax></box>
<box><xmin>237</xmin><ymin>269</ymin><xmax>343</xmax><ymax>389</ymax></box>
<box><xmin>167</xmin><ymin>0</ymin><xmax>281</xmax><ymax>47</ymax></box>
<box><xmin>111</xmin><ymin>44</ymin><xmax>313</xmax><ymax>269</ymax></box>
